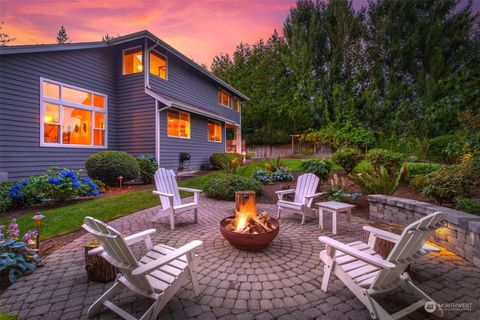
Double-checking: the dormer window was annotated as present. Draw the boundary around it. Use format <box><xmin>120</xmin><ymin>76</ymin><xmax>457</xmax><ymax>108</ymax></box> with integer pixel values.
<box><xmin>218</xmin><ymin>89</ymin><xmax>231</xmax><ymax>107</ymax></box>
<box><xmin>123</xmin><ymin>47</ymin><xmax>143</xmax><ymax>75</ymax></box>
<box><xmin>150</xmin><ymin>51</ymin><xmax>167</xmax><ymax>80</ymax></box>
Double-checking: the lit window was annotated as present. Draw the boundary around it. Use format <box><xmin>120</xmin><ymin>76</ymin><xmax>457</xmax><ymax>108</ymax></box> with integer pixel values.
<box><xmin>233</xmin><ymin>97</ymin><xmax>240</xmax><ymax>112</ymax></box>
<box><xmin>62</xmin><ymin>107</ymin><xmax>91</xmax><ymax>145</ymax></box>
<box><xmin>218</xmin><ymin>89</ymin><xmax>231</xmax><ymax>107</ymax></box>
<box><xmin>40</xmin><ymin>79</ymin><xmax>107</xmax><ymax>147</ymax></box>
<box><xmin>123</xmin><ymin>47</ymin><xmax>143</xmax><ymax>75</ymax></box>
<box><xmin>63</xmin><ymin>86</ymin><xmax>92</xmax><ymax>106</ymax></box>
<box><xmin>208</xmin><ymin>121</ymin><xmax>222</xmax><ymax>142</ymax></box>
<box><xmin>150</xmin><ymin>51</ymin><xmax>167</xmax><ymax>79</ymax></box>
<box><xmin>167</xmin><ymin>110</ymin><xmax>190</xmax><ymax>138</ymax></box>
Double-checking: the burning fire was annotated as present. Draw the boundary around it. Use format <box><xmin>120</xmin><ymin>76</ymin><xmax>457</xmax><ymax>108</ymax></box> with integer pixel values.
<box><xmin>234</xmin><ymin>194</ymin><xmax>257</xmax><ymax>232</ymax></box>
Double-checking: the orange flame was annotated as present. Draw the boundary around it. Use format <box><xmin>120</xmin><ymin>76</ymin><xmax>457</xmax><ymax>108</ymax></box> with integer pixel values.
<box><xmin>234</xmin><ymin>195</ymin><xmax>257</xmax><ymax>232</ymax></box>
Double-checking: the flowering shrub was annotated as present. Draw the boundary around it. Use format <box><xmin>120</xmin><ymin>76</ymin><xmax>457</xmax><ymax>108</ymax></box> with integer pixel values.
<box><xmin>0</xmin><ymin>219</ymin><xmax>40</xmax><ymax>285</ymax></box>
<box><xmin>324</xmin><ymin>174</ymin><xmax>361</xmax><ymax>202</ymax></box>
<box><xmin>28</xmin><ymin>167</ymin><xmax>100</xmax><ymax>202</ymax></box>
<box><xmin>136</xmin><ymin>154</ymin><xmax>159</xmax><ymax>184</ymax></box>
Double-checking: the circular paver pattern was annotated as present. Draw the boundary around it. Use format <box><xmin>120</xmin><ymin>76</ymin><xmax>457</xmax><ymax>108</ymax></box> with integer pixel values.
<box><xmin>0</xmin><ymin>196</ymin><xmax>480</xmax><ymax>320</ymax></box>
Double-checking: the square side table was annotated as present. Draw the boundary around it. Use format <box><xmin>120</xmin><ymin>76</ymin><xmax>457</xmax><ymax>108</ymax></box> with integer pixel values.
<box><xmin>316</xmin><ymin>201</ymin><xmax>355</xmax><ymax>234</ymax></box>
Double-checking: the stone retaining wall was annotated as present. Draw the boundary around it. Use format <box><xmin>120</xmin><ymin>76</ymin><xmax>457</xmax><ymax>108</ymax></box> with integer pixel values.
<box><xmin>368</xmin><ymin>195</ymin><xmax>480</xmax><ymax>268</ymax></box>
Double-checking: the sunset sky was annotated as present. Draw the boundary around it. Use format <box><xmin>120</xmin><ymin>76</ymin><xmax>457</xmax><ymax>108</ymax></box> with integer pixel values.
<box><xmin>0</xmin><ymin>0</ymin><xmax>478</xmax><ymax>66</ymax></box>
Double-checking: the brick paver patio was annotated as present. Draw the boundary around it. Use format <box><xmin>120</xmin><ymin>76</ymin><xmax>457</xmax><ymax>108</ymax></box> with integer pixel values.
<box><xmin>1</xmin><ymin>196</ymin><xmax>479</xmax><ymax>320</ymax></box>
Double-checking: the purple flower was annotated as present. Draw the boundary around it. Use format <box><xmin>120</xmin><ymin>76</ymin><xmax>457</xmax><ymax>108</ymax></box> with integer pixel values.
<box><xmin>7</xmin><ymin>218</ymin><xmax>19</xmax><ymax>239</ymax></box>
<box><xmin>93</xmin><ymin>189</ymin><xmax>100</xmax><ymax>197</ymax></box>
<box><xmin>22</xmin><ymin>180</ymin><xmax>28</xmax><ymax>186</ymax></box>
<box><xmin>72</xmin><ymin>180</ymin><xmax>81</xmax><ymax>189</ymax></box>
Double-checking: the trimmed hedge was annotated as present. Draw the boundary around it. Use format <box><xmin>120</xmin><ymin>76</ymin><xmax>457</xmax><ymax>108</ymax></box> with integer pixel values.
<box><xmin>331</xmin><ymin>147</ymin><xmax>363</xmax><ymax>174</ymax></box>
<box><xmin>136</xmin><ymin>154</ymin><xmax>158</xmax><ymax>184</ymax></box>
<box><xmin>86</xmin><ymin>151</ymin><xmax>140</xmax><ymax>186</ymax></box>
<box><xmin>203</xmin><ymin>174</ymin><xmax>262</xmax><ymax>200</ymax></box>
<box><xmin>365</xmin><ymin>149</ymin><xmax>403</xmax><ymax>173</ymax></box>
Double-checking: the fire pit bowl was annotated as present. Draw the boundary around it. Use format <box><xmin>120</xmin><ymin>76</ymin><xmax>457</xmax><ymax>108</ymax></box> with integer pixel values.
<box><xmin>220</xmin><ymin>216</ymin><xmax>280</xmax><ymax>251</ymax></box>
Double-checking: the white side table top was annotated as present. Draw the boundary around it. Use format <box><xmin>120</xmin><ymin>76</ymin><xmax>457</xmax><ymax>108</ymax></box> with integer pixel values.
<box><xmin>316</xmin><ymin>201</ymin><xmax>355</xmax><ymax>210</ymax></box>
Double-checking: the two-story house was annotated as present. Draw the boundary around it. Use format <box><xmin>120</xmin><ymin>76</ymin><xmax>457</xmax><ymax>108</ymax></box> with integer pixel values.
<box><xmin>0</xmin><ymin>30</ymin><xmax>248</xmax><ymax>181</ymax></box>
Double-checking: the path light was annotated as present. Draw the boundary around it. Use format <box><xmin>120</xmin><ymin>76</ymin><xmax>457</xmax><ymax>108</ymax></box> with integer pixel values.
<box><xmin>117</xmin><ymin>176</ymin><xmax>124</xmax><ymax>189</ymax></box>
<box><xmin>32</xmin><ymin>213</ymin><xmax>45</xmax><ymax>250</ymax></box>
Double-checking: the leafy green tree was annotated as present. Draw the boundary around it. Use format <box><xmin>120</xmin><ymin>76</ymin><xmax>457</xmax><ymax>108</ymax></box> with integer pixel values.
<box><xmin>56</xmin><ymin>25</ymin><xmax>70</xmax><ymax>44</ymax></box>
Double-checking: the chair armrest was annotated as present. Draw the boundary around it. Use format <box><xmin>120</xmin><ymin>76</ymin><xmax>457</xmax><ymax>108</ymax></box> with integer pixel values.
<box><xmin>305</xmin><ymin>192</ymin><xmax>325</xmax><ymax>199</ymax></box>
<box><xmin>153</xmin><ymin>191</ymin><xmax>175</xmax><ymax>197</ymax></box>
<box><xmin>178</xmin><ymin>187</ymin><xmax>202</xmax><ymax>193</ymax></box>
<box><xmin>275</xmin><ymin>189</ymin><xmax>296</xmax><ymax>195</ymax></box>
<box><xmin>319</xmin><ymin>236</ymin><xmax>396</xmax><ymax>269</ymax></box>
<box><xmin>132</xmin><ymin>240</ymin><xmax>204</xmax><ymax>276</ymax></box>
<box><xmin>87</xmin><ymin>229</ymin><xmax>157</xmax><ymax>255</ymax></box>
<box><xmin>124</xmin><ymin>229</ymin><xmax>156</xmax><ymax>245</ymax></box>
<box><xmin>363</xmin><ymin>226</ymin><xmax>401</xmax><ymax>243</ymax></box>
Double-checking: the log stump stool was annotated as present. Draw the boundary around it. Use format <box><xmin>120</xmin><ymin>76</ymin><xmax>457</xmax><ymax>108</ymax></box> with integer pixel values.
<box><xmin>84</xmin><ymin>240</ymin><xmax>118</xmax><ymax>283</ymax></box>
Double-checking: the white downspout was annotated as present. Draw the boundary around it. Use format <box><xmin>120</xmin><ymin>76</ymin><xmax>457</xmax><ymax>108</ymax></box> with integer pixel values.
<box><xmin>145</xmin><ymin>39</ymin><xmax>161</xmax><ymax>89</ymax></box>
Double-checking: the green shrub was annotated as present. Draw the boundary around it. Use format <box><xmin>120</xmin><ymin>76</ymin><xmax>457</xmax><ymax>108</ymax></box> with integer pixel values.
<box><xmin>301</xmin><ymin>148</ymin><xmax>314</xmax><ymax>155</ymax></box>
<box><xmin>263</xmin><ymin>157</ymin><xmax>286</xmax><ymax>173</ymax></box>
<box><xmin>350</xmin><ymin>165</ymin><xmax>406</xmax><ymax>195</ymax></box>
<box><xmin>413</xmin><ymin>165</ymin><xmax>474</xmax><ymax>204</ymax></box>
<box><xmin>252</xmin><ymin>168</ymin><xmax>272</xmax><ymax>184</ymax></box>
<box><xmin>455</xmin><ymin>197</ymin><xmax>480</xmax><ymax>216</ymax></box>
<box><xmin>404</xmin><ymin>162</ymin><xmax>440</xmax><ymax>183</ymax></box>
<box><xmin>365</xmin><ymin>149</ymin><xmax>404</xmax><ymax>173</ymax></box>
<box><xmin>428</xmin><ymin>135</ymin><xmax>462</xmax><ymax>164</ymax></box>
<box><xmin>300</xmin><ymin>159</ymin><xmax>333</xmax><ymax>182</ymax></box>
<box><xmin>271</xmin><ymin>167</ymin><xmax>293</xmax><ymax>182</ymax></box>
<box><xmin>136</xmin><ymin>154</ymin><xmax>158</xmax><ymax>184</ymax></box>
<box><xmin>246</xmin><ymin>151</ymin><xmax>256</xmax><ymax>160</ymax></box>
<box><xmin>0</xmin><ymin>181</ymin><xmax>16</xmax><ymax>213</ymax></box>
<box><xmin>203</xmin><ymin>174</ymin><xmax>262</xmax><ymax>201</ymax></box>
<box><xmin>209</xmin><ymin>153</ymin><xmax>243</xmax><ymax>170</ymax></box>
<box><xmin>86</xmin><ymin>151</ymin><xmax>140</xmax><ymax>185</ymax></box>
<box><xmin>334</xmin><ymin>121</ymin><xmax>376</xmax><ymax>150</ymax></box>
<box><xmin>331</xmin><ymin>147</ymin><xmax>364</xmax><ymax>174</ymax></box>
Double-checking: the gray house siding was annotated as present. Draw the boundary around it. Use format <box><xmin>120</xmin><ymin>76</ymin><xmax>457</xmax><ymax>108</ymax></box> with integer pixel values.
<box><xmin>159</xmin><ymin>110</ymin><xmax>226</xmax><ymax>170</ymax></box>
<box><xmin>0</xmin><ymin>48</ymin><xmax>116</xmax><ymax>180</ymax></box>
<box><xmin>113</xmin><ymin>40</ymin><xmax>156</xmax><ymax>156</ymax></box>
<box><xmin>149</xmin><ymin>47</ymin><xmax>241</xmax><ymax>124</ymax></box>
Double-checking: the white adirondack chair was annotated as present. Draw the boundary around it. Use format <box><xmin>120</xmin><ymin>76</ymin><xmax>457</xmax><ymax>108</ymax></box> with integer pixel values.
<box><xmin>152</xmin><ymin>168</ymin><xmax>201</xmax><ymax>230</ymax></box>
<box><xmin>319</xmin><ymin>212</ymin><xmax>445</xmax><ymax>320</ymax></box>
<box><xmin>276</xmin><ymin>173</ymin><xmax>324</xmax><ymax>224</ymax></box>
<box><xmin>82</xmin><ymin>217</ymin><xmax>203</xmax><ymax>320</ymax></box>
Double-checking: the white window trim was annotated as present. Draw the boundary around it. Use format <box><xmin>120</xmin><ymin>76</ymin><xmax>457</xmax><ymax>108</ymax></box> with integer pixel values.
<box><xmin>39</xmin><ymin>77</ymin><xmax>108</xmax><ymax>149</ymax></box>
<box><xmin>122</xmin><ymin>45</ymin><xmax>143</xmax><ymax>76</ymax></box>
<box><xmin>150</xmin><ymin>49</ymin><xmax>168</xmax><ymax>81</ymax></box>
<box><xmin>167</xmin><ymin>110</ymin><xmax>191</xmax><ymax>139</ymax></box>
<box><xmin>218</xmin><ymin>89</ymin><xmax>231</xmax><ymax>108</ymax></box>
<box><xmin>207</xmin><ymin>120</ymin><xmax>222</xmax><ymax>143</ymax></box>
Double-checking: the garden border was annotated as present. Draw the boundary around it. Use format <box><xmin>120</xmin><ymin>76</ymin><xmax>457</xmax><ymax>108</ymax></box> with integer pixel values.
<box><xmin>368</xmin><ymin>195</ymin><xmax>480</xmax><ymax>268</ymax></box>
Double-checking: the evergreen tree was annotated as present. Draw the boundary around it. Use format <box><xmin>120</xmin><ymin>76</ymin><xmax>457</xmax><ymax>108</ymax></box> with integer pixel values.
<box><xmin>0</xmin><ymin>21</ymin><xmax>15</xmax><ymax>46</ymax></box>
<box><xmin>56</xmin><ymin>26</ymin><xmax>70</xmax><ymax>44</ymax></box>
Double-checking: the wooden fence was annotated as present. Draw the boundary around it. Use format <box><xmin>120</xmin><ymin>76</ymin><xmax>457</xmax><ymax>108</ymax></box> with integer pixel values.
<box><xmin>246</xmin><ymin>144</ymin><xmax>331</xmax><ymax>159</ymax></box>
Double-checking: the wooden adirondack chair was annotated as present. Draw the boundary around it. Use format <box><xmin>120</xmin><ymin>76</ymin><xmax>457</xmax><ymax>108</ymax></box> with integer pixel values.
<box><xmin>152</xmin><ymin>168</ymin><xmax>202</xmax><ymax>230</ymax></box>
<box><xmin>319</xmin><ymin>212</ymin><xmax>445</xmax><ymax>320</ymax></box>
<box><xmin>82</xmin><ymin>217</ymin><xmax>203</xmax><ymax>320</ymax></box>
<box><xmin>276</xmin><ymin>173</ymin><xmax>324</xmax><ymax>224</ymax></box>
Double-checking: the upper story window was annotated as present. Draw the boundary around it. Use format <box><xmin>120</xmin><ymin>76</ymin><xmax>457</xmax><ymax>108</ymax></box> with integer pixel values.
<box><xmin>123</xmin><ymin>47</ymin><xmax>143</xmax><ymax>75</ymax></box>
<box><xmin>167</xmin><ymin>110</ymin><xmax>190</xmax><ymax>138</ymax></box>
<box><xmin>233</xmin><ymin>97</ymin><xmax>240</xmax><ymax>112</ymax></box>
<box><xmin>218</xmin><ymin>89</ymin><xmax>231</xmax><ymax>108</ymax></box>
<box><xmin>208</xmin><ymin>121</ymin><xmax>222</xmax><ymax>142</ymax></box>
<box><xmin>41</xmin><ymin>78</ymin><xmax>107</xmax><ymax>148</ymax></box>
<box><xmin>150</xmin><ymin>51</ymin><xmax>167</xmax><ymax>80</ymax></box>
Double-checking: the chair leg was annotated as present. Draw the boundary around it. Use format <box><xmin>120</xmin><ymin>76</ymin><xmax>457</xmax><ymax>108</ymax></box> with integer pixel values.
<box><xmin>140</xmin><ymin>287</ymin><xmax>177</xmax><ymax>320</ymax></box>
<box><xmin>321</xmin><ymin>247</ymin><xmax>336</xmax><ymax>292</ymax></box>
<box><xmin>400</xmin><ymin>273</ymin><xmax>444</xmax><ymax>318</ymax></box>
<box><xmin>187</xmin><ymin>252</ymin><xmax>200</xmax><ymax>297</ymax></box>
<box><xmin>277</xmin><ymin>207</ymin><xmax>281</xmax><ymax>219</ymax></box>
<box><xmin>319</xmin><ymin>208</ymin><xmax>324</xmax><ymax>229</ymax></box>
<box><xmin>301</xmin><ymin>213</ymin><xmax>305</xmax><ymax>225</ymax></box>
<box><xmin>170</xmin><ymin>212</ymin><xmax>175</xmax><ymax>230</ymax></box>
<box><xmin>87</xmin><ymin>277</ymin><xmax>124</xmax><ymax>318</ymax></box>
<box><xmin>193</xmin><ymin>208</ymin><xmax>198</xmax><ymax>224</ymax></box>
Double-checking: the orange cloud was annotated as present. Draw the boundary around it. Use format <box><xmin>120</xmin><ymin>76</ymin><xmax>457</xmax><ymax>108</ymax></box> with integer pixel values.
<box><xmin>0</xmin><ymin>0</ymin><xmax>297</xmax><ymax>64</ymax></box>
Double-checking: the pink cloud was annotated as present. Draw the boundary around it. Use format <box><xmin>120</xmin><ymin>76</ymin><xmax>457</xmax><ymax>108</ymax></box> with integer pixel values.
<box><xmin>0</xmin><ymin>0</ymin><xmax>297</xmax><ymax>64</ymax></box>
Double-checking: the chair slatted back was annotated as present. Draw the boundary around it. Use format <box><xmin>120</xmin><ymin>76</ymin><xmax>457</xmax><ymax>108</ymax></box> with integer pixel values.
<box><xmin>370</xmin><ymin>212</ymin><xmax>444</xmax><ymax>291</ymax></box>
<box><xmin>294</xmin><ymin>173</ymin><xmax>320</xmax><ymax>206</ymax></box>
<box><xmin>83</xmin><ymin>217</ymin><xmax>153</xmax><ymax>293</ymax></box>
<box><xmin>154</xmin><ymin>168</ymin><xmax>182</xmax><ymax>209</ymax></box>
